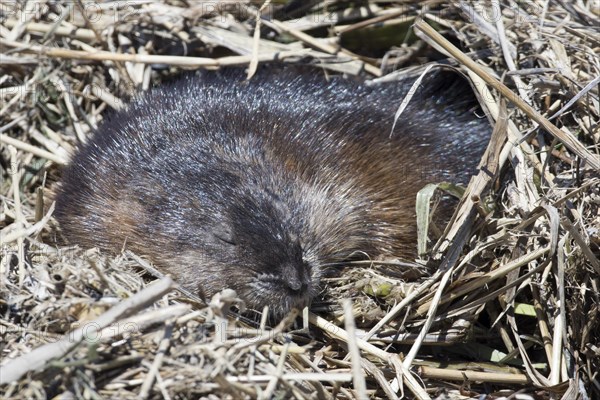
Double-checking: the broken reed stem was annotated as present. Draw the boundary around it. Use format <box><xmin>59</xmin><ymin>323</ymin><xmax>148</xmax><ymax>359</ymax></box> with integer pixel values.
<box><xmin>138</xmin><ymin>320</ymin><xmax>174</xmax><ymax>399</ymax></box>
<box><xmin>343</xmin><ymin>299</ymin><xmax>368</xmax><ymax>399</ymax></box>
<box><xmin>403</xmin><ymin>265</ymin><xmax>454</xmax><ymax>369</ymax></box>
<box><xmin>3</xmin><ymin>18</ymin><xmax>97</xmax><ymax>41</ymax></box>
<box><xmin>419</xmin><ymin>366</ymin><xmax>530</xmax><ymax>384</ymax></box>
<box><xmin>0</xmin><ymin>133</ymin><xmax>67</xmax><ymax>164</ymax></box>
<box><xmin>0</xmin><ymin>38</ymin><xmax>311</xmax><ymax>68</ymax></box>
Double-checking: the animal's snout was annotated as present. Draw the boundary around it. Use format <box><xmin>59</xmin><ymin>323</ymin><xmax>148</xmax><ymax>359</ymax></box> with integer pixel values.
<box><xmin>284</xmin><ymin>263</ymin><xmax>311</xmax><ymax>293</ymax></box>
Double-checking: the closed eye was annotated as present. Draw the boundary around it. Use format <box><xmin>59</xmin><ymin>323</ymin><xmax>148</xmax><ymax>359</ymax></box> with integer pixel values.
<box><xmin>214</xmin><ymin>232</ymin><xmax>237</xmax><ymax>245</ymax></box>
<box><xmin>211</xmin><ymin>221</ymin><xmax>237</xmax><ymax>245</ymax></box>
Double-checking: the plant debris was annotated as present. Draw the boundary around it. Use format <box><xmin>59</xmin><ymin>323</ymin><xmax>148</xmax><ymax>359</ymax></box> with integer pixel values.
<box><xmin>1</xmin><ymin>1</ymin><xmax>598</xmax><ymax>399</ymax></box>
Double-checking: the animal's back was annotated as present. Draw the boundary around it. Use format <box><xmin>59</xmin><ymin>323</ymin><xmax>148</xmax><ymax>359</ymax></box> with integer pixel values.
<box><xmin>55</xmin><ymin>68</ymin><xmax>489</xmax><ymax>314</ymax></box>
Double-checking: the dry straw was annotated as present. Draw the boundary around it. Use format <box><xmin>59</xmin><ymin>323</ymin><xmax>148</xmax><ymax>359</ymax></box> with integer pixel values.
<box><xmin>1</xmin><ymin>1</ymin><xmax>598</xmax><ymax>399</ymax></box>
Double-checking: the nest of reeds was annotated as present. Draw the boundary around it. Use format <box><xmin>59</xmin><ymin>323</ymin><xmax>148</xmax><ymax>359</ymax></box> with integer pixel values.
<box><xmin>1</xmin><ymin>1</ymin><xmax>598</xmax><ymax>399</ymax></box>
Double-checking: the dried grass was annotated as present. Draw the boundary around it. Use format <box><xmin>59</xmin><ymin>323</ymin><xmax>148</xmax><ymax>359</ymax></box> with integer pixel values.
<box><xmin>1</xmin><ymin>1</ymin><xmax>599</xmax><ymax>399</ymax></box>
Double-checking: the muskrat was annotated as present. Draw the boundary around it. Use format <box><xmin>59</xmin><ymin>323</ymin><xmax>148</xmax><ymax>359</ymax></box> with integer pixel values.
<box><xmin>54</xmin><ymin>67</ymin><xmax>490</xmax><ymax>316</ymax></box>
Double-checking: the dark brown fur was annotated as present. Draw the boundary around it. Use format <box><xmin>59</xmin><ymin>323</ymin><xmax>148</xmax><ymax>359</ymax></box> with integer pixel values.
<box><xmin>54</xmin><ymin>68</ymin><xmax>490</xmax><ymax>316</ymax></box>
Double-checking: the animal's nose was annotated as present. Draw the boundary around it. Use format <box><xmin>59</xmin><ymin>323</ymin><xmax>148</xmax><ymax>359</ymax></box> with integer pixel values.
<box><xmin>285</xmin><ymin>264</ymin><xmax>310</xmax><ymax>292</ymax></box>
<box><xmin>287</xmin><ymin>275</ymin><xmax>305</xmax><ymax>291</ymax></box>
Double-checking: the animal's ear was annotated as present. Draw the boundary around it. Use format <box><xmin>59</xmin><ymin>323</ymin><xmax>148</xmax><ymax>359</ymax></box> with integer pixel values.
<box><xmin>212</xmin><ymin>221</ymin><xmax>237</xmax><ymax>245</ymax></box>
